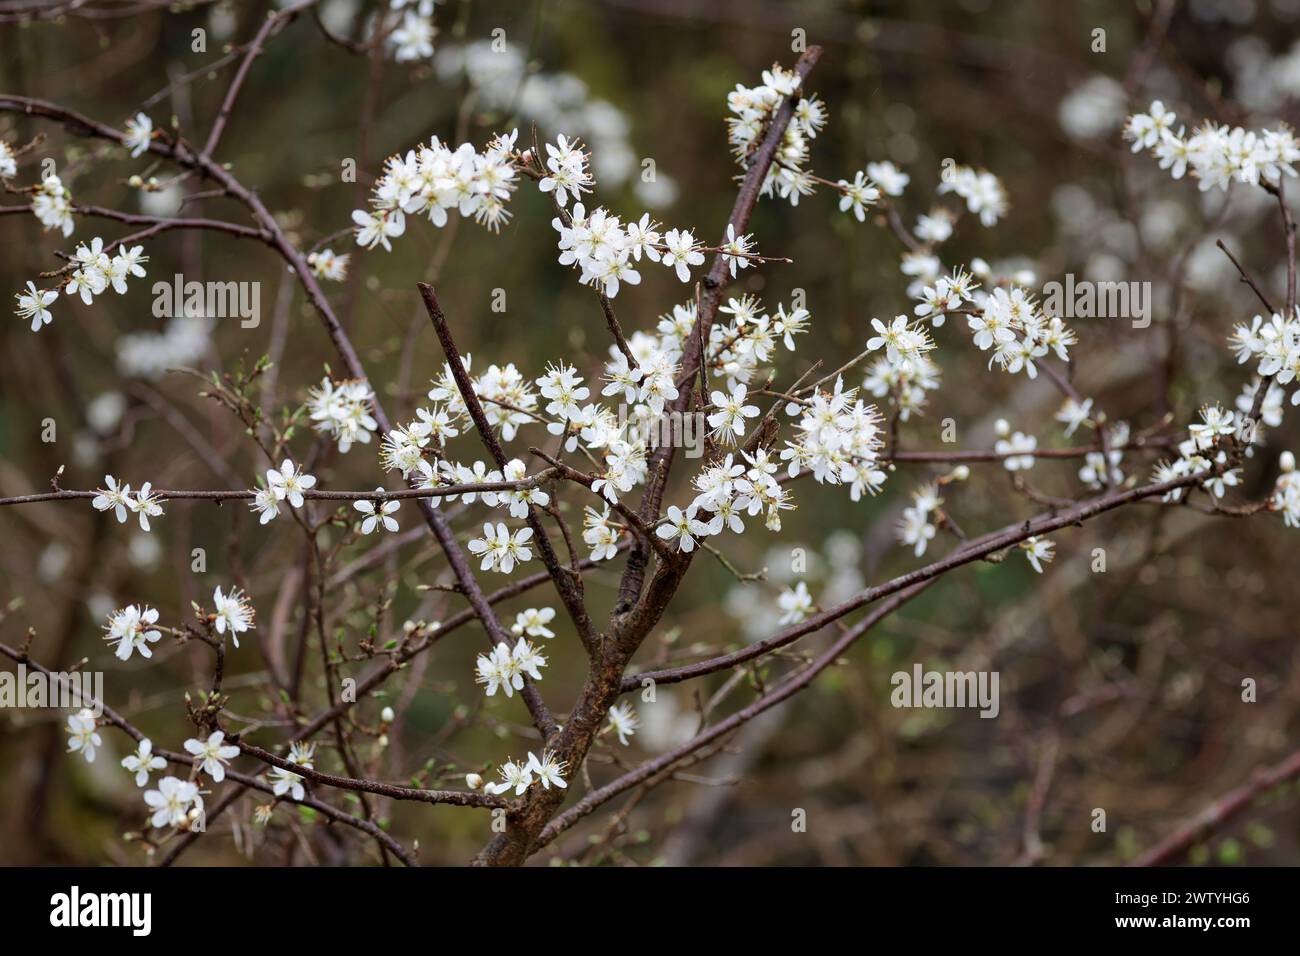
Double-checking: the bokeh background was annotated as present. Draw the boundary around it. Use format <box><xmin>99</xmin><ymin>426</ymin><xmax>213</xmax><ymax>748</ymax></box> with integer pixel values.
<box><xmin>2</xmin><ymin>0</ymin><xmax>1299</xmax><ymax>865</ymax></box>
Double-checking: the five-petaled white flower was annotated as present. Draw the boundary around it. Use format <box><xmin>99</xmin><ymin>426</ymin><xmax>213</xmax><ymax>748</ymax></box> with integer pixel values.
<box><xmin>605</xmin><ymin>702</ymin><xmax>640</xmax><ymax>746</ymax></box>
<box><xmin>354</xmin><ymin>490</ymin><xmax>400</xmax><ymax>533</ymax></box>
<box><xmin>660</xmin><ymin>228</ymin><xmax>705</xmax><ymax>282</ymax></box>
<box><xmin>656</xmin><ymin>504</ymin><xmax>711</xmax><ymax>553</ymax></box>
<box><xmin>184</xmin><ymin>730</ymin><xmax>240</xmax><ymax>782</ymax></box>
<box><xmin>388</xmin><ymin>10</ymin><xmax>435</xmax><ymax>62</ymax></box>
<box><xmin>777</xmin><ymin>581</ymin><xmax>813</xmax><ymax>624</ymax></box>
<box><xmin>144</xmin><ymin>776</ymin><xmax>201</xmax><ymax>829</ymax></box>
<box><xmin>130</xmin><ymin>482</ymin><xmax>165</xmax><ymax>531</ymax></box>
<box><xmin>249</xmin><ymin>485</ymin><xmax>281</xmax><ymax>524</ymax></box>
<box><xmin>122</xmin><ymin>738</ymin><xmax>166</xmax><ymax>787</ymax></box>
<box><xmin>307</xmin><ymin>248</ymin><xmax>350</xmax><ymax>281</ymax></box>
<box><xmin>511</xmin><ymin>606</ymin><xmax>556</xmax><ymax>638</ymax></box>
<box><xmin>92</xmin><ymin>475</ymin><xmax>132</xmax><ymax>523</ymax></box>
<box><xmin>526</xmin><ymin>749</ymin><xmax>568</xmax><ymax>790</ymax></box>
<box><xmin>66</xmin><ymin>709</ymin><xmax>101</xmax><ymax>763</ymax></box>
<box><xmin>270</xmin><ymin>741</ymin><xmax>315</xmax><ymax>801</ymax></box>
<box><xmin>352</xmin><ymin>208</ymin><xmax>406</xmax><ymax>250</ymax></box>
<box><xmin>266</xmin><ymin>460</ymin><xmax>316</xmax><ymax>508</ymax></box>
<box><xmin>837</xmin><ymin>170</ymin><xmax>880</xmax><ymax>221</ymax></box>
<box><xmin>104</xmin><ymin>604</ymin><xmax>162</xmax><ymax>661</ymax></box>
<box><xmin>123</xmin><ymin>112</ymin><xmax>154</xmax><ymax>158</ymax></box>
<box><xmin>1020</xmin><ymin>536</ymin><xmax>1056</xmax><ymax>574</ymax></box>
<box><xmin>707</xmin><ymin>384</ymin><xmax>761</xmax><ymax>444</ymax></box>
<box><xmin>484</xmin><ymin>756</ymin><xmax>533</xmax><ymax>796</ymax></box>
<box><xmin>211</xmin><ymin>585</ymin><xmax>255</xmax><ymax>646</ymax></box>
<box><xmin>16</xmin><ymin>281</ymin><xmax>57</xmax><ymax>332</ymax></box>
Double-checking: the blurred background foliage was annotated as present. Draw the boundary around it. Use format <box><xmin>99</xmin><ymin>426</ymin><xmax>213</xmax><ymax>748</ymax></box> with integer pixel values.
<box><xmin>1</xmin><ymin>0</ymin><xmax>1299</xmax><ymax>865</ymax></box>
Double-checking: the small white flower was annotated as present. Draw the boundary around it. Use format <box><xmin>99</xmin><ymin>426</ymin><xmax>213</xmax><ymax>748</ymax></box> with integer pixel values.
<box><xmin>144</xmin><ymin>776</ymin><xmax>201</xmax><ymax>829</ymax></box>
<box><xmin>270</xmin><ymin>741</ymin><xmax>315</xmax><ymax>801</ymax></box>
<box><xmin>184</xmin><ymin>730</ymin><xmax>240</xmax><ymax>783</ymax></box>
<box><xmin>129</xmin><ymin>481</ymin><xmax>165</xmax><ymax>531</ymax></box>
<box><xmin>993</xmin><ymin>421</ymin><xmax>1037</xmax><ymax>471</ymax></box>
<box><xmin>211</xmin><ymin>585</ymin><xmax>255</xmax><ymax>646</ymax></box>
<box><xmin>104</xmin><ymin>604</ymin><xmax>162</xmax><ymax>661</ymax></box>
<box><xmin>661</xmin><ymin>228</ymin><xmax>705</xmax><ymax>282</ymax></box>
<box><xmin>866</xmin><ymin>160</ymin><xmax>909</xmax><ymax>196</ymax></box>
<box><xmin>511</xmin><ymin>606</ymin><xmax>556</xmax><ymax>638</ymax></box>
<box><xmin>526</xmin><ymin>749</ymin><xmax>568</xmax><ymax>790</ymax></box>
<box><xmin>92</xmin><ymin>475</ymin><xmax>132</xmax><ymax>523</ymax></box>
<box><xmin>511</xmin><ymin>637</ymin><xmax>547</xmax><ymax>681</ymax></box>
<box><xmin>475</xmin><ymin>643</ymin><xmax>519</xmax><ymax>698</ymax></box>
<box><xmin>123</xmin><ymin>112</ymin><xmax>154</xmax><ymax>158</ymax></box>
<box><xmin>707</xmin><ymin>384</ymin><xmax>761</xmax><ymax>444</ymax></box>
<box><xmin>266</xmin><ymin>459</ymin><xmax>316</xmax><ymax>508</ymax></box>
<box><xmin>484</xmin><ymin>757</ymin><xmax>533</xmax><ymax>796</ymax></box>
<box><xmin>307</xmin><ymin>248</ymin><xmax>350</xmax><ymax>281</ymax></box>
<box><xmin>353</xmin><ymin>489</ymin><xmax>400</xmax><ymax>533</ymax></box>
<box><xmin>837</xmin><ymin>170</ymin><xmax>880</xmax><ymax>222</ymax></box>
<box><xmin>388</xmin><ymin>10</ymin><xmax>436</xmax><ymax>62</ymax></box>
<box><xmin>1055</xmin><ymin>397</ymin><xmax>1094</xmax><ymax>437</ymax></box>
<box><xmin>720</xmin><ymin>223</ymin><xmax>755</xmax><ymax>278</ymax></box>
<box><xmin>777</xmin><ymin>581</ymin><xmax>813</xmax><ymax>624</ymax></box>
<box><xmin>352</xmin><ymin>207</ymin><xmax>406</xmax><ymax>251</ymax></box>
<box><xmin>121</xmin><ymin>738</ymin><xmax>166</xmax><ymax>787</ymax></box>
<box><xmin>1020</xmin><ymin>536</ymin><xmax>1055</xmax><ymax>574</ymax></box>
<box><xmin>250</xmin><ymin>486</ymin><xmax>281</xmax><ymax>524</ymax></box>
<box><xmin>656</xmin><ymin>504</ymin><xmax>711</xmax><ymax>553</ymax></box>
<box><xmin>605</xmin><ymin>702</ymin><xmax>640</xmax><ymax>746</ymax></box>
<box><xmin>66</xmin><ymin>709</ymin><xmax>101</xmax><ymax>763</ymax></box>
<box><xmin>16</xmin><ymin>281</ymin><xmax>57</xmax><ymax>332</ymax></box>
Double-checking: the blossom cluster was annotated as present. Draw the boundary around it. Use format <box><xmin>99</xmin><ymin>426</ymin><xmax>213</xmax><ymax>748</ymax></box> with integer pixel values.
<box><xmin>726</xmin><ymin>64</ymin><xmax>826</xmax><ymax>205</ymax></box>
<box><xmin>780</xmin><ymin>377</ymin><xmax>886</xmax><ymax>503</ymax></box>
<box><xmin>249</xmin><ymin>460</ymin><xmax>317</xmax><ymax>525</ymax></box>
<box><xmin>32</xmin><ymin>172</ymin><xmax>74</xmax><ymax>236</ymax></box>
<box><xmin>1230</xmin><ymin>308</ymin><xmax>1300</xmax><ymax>408</ymax></box>
<box><xmin>1274</xmin><ymin>451</ymin><xmax>1300</xmax><ymax>526</ymax></box>
<box><xmin>91</xmin><ymin>474</ymin><xmax>165</xmax><ymax>531</ymax></box>
<box><xmin>352</xmin><ymin>128</ymin><xmax>520</xmax><ymax>247</ymax></box>
<box><xmin>307</xmin><ymin>376</ymin><xmax>378</xmax><ymax>453</ymax></box>
<box><xmin>937</xmin><ymin>164</ymin><xmax>1009</xmax><ymax>227</ymax></box>
<box><xmin>16</xmin><ymin>237</ymin><xmax>148</xmax><ymax>333</ymax></box>
<box><xmin>1125</xmin><ymin>100</ymin><xmax>1300</xmax><ymax>191</ymax></box>
<box><xmin>1151</xmin><ymin>403</ymin><xmax>1242</xmax><ymax>501</ymax></box>
<box><xmin>475</xmin><ymin>637</ymin><xmax>548</xmax><ymax>697</ymax></box>
<box><xmin>480</xmin><ymin>749</ymin><xmax>568</xmax><ymax>796</ymax></box>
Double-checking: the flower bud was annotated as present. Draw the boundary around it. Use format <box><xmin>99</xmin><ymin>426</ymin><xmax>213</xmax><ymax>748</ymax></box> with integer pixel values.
<box><xmin>465</xmin><ymin>772</ymin><xmax>483</xmax><ymax>790</ymax></box>
<box><xmin>952</xmin><ymin>464</ymin><xmax>970</xmax><ymax>481</ymax></box>
<box><xmin>1281</xmin><ymin>451</ymin><xmax>1296</xmax><ymax>473</ymax></box>
<box><xmin>995</xmin><ymin>418</ymin><xmax>1010</xmax><ymax>438</ymax></box>
<box><xmin>380</xmin><ymin>706</ymin><xmax>395</xmax><ymax>723</ymax></box>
